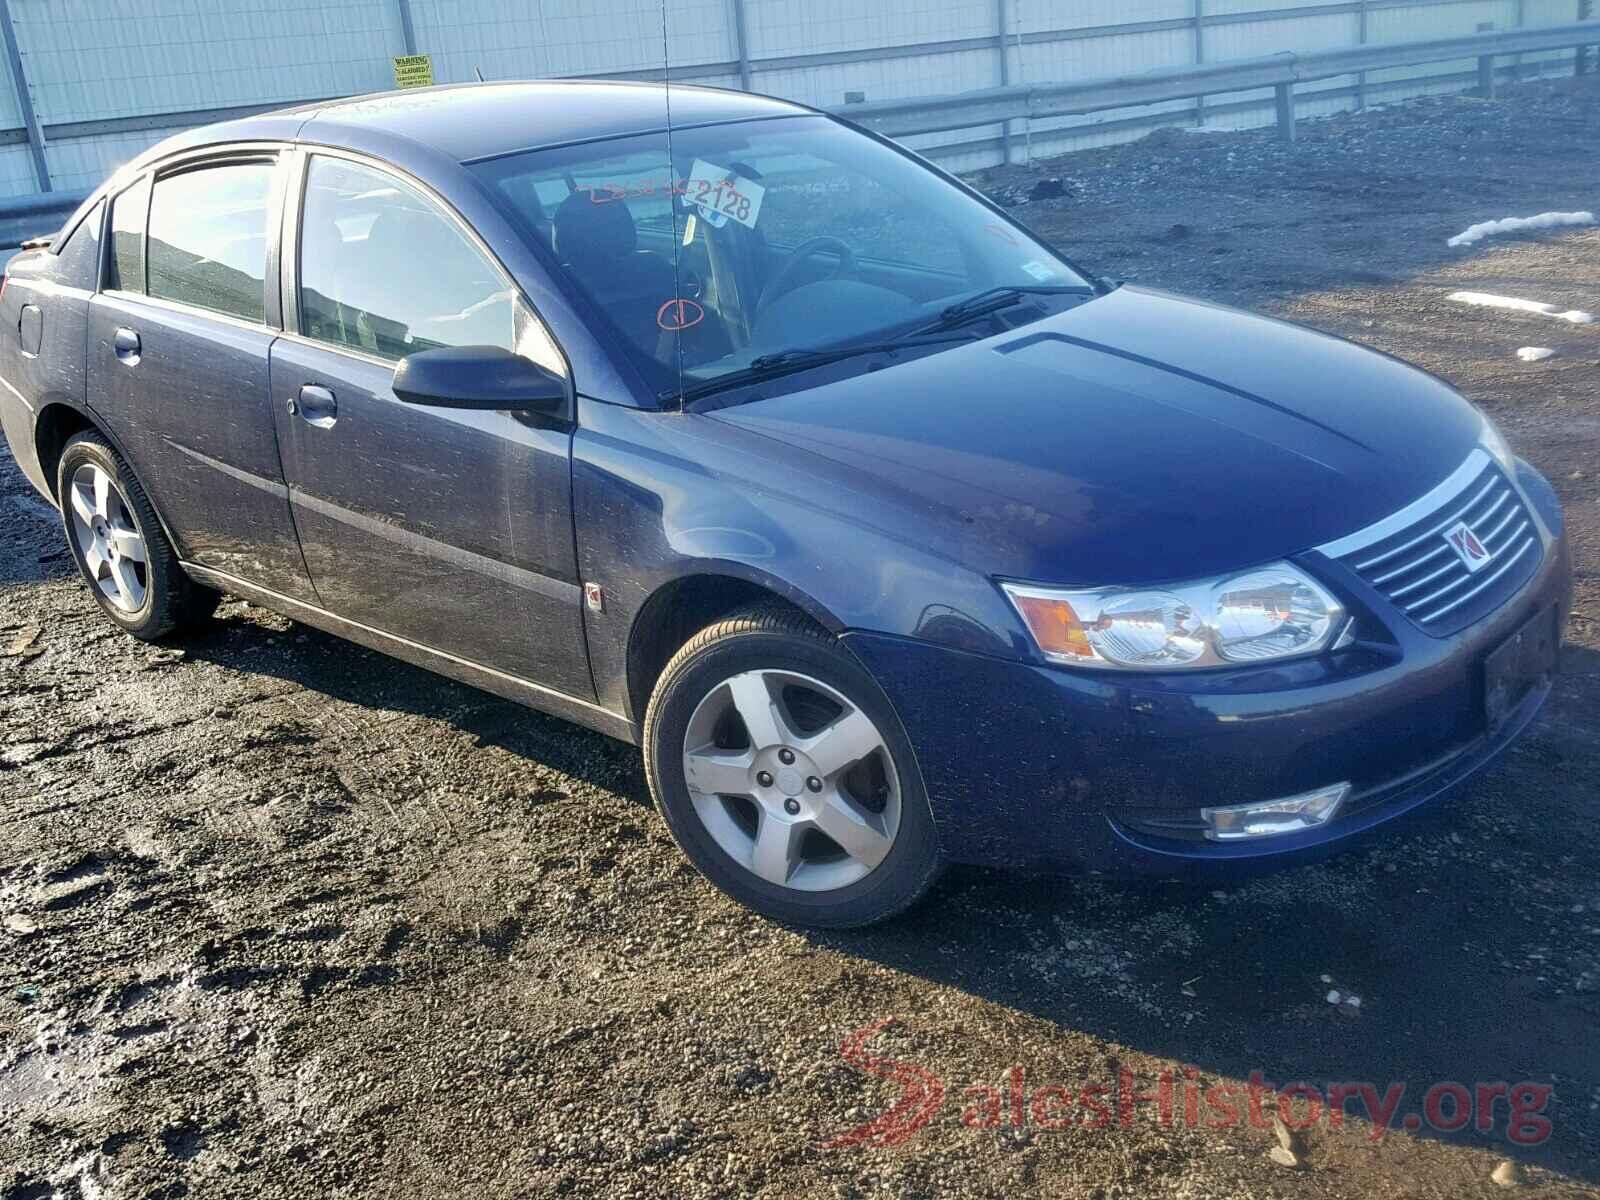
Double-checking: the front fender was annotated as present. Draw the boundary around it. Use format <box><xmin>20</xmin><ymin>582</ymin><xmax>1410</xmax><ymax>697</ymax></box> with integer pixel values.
<box><xmin>572</xmin><ymin>398</ymin><xmax>1029</xmax><ymax>717</ymax></box>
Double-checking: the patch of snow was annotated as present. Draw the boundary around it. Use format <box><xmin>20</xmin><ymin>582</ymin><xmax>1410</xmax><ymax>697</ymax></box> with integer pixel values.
<box><xmin>1448</xmin><ymin>211</ymin><xmax>1595</xmax><ymax>248</ymax></box>
<box><xmin>1448</xmin><ymin>292</ymin><xmax>1595</xmax><ymax>325</ymax></box>
<box><xmin>1516</xmin><ymin>347</ymin><xmax>1557</xmax><ymax>363</ymax></box>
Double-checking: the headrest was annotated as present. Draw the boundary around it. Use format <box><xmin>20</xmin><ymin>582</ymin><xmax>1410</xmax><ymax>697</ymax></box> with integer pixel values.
<box><xmin>552</xmin><ymin>191</ymin><xmax>637</xmax><ymax>270</ymax></box>
<box><xmin>365</xmin><ymin>207</ymin><xmax>458</xmax><ymax>261</ymax></box>
<box><xmin>362</xmin><ymin>207</ymin><xmax>488</xmax><ymax>296</ymax></box>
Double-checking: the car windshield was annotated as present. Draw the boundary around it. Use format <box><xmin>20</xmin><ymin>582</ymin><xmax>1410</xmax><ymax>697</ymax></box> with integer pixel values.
<box><xmin>470</xmin><ymin>114</ymin><xmax>1095</xmax><ymax>402</ymax></box>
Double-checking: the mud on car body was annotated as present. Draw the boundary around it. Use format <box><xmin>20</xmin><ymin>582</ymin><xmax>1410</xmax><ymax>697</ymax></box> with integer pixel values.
<box><xmin>0</xmin><ymin>80</ymin><xmax>1570</xmax><ymax>925</ymax></box>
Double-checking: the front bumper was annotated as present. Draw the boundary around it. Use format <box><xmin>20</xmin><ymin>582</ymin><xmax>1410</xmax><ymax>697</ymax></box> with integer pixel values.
<box><xmin>843</xmin><ymin>458</ymin><xmax>1572</xmax><ymax>877</ymax></box>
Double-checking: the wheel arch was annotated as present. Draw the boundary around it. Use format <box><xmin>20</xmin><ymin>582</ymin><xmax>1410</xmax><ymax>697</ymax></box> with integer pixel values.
<box><xmin>33</xmin><ymin>400</ymin><xmax>100</xmax><ymax>501</ymax></box>
<box><xmin>623</xmin><ymin>567</ymin><xmax>849</xmax><ymax>728</ymax></box>
<box><xmin>34</xmin><ymin>400</ymin><xmax>185</xmax><ymax>554</ymax></box>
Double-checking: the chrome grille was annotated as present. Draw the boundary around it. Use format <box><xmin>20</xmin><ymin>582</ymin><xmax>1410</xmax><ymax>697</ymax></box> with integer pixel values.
<box><xmin>1329</xmin><ymin>456</ymin><xmax>1541</xmax><ymax>634</ymax></box>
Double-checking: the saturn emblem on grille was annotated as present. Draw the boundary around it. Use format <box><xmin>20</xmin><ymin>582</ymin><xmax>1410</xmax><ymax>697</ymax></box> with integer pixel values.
<box><xmin>1444</xmin><ymin>520</ymin><xmax>1492</xmax><ymax>572</ymax></box>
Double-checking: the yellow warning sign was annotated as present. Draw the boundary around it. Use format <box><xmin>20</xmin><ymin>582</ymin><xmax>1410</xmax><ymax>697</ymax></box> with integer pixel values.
<box><xmin>393</xmin><ymin>54</ymin><xmax>434</xmax><ymax>89</ymax></box>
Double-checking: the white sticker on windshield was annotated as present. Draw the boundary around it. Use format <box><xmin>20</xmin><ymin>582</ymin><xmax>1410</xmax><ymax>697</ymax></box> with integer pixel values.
<box><xmin>686</xmin><ymin>159</ymin><xmax>765</xmax><ymax>230</ymax></box>
<box><xmin>1020</xmin><ymin>260</ymin><xmax>1059</xmax><ymax>282</ymax></box>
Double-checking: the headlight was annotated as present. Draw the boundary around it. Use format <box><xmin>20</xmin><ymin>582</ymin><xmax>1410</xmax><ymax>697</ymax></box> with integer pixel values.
<box><xmin>1002</xmin><ymin>564</ymin><xmax>1344</xmax><ymax>670</ymax></box>
<box><xmin>1479</xmin><ymin>411</ymin><xmax>1515</xmax><ymax>472</ymax></box>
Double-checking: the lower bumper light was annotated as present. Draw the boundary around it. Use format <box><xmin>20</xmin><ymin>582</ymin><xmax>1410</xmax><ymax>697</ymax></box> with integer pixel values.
<box><xmin>1201</xmin><ymin>782</ymin><xmax>1351</xmax><ymax>842</ymax></box>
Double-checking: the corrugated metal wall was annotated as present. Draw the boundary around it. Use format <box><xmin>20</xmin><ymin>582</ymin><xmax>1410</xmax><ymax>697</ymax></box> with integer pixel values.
<box><xmin>0</xmin><ymin>0</ymin><xmax>1588</xmax><ymax>197</ymax></box>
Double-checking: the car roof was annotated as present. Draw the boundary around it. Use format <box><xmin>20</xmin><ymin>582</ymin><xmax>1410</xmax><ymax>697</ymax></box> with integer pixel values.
<box><xmin>133</xmin><ymin>80</ymin><xmax>814</xmax><ymax>172</ymax></box>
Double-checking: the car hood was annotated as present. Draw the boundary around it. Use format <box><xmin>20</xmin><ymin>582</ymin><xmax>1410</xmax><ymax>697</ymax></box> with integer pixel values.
<box><xmin>707</xmin><ymin>285</ymin><xmax>1483</xmax><ymax>585</ymax></box>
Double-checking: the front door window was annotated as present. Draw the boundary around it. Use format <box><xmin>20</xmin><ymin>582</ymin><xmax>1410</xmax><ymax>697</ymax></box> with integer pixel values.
<box><xmin>299</xmin><ymin>156</ymin><xmax>519</xmax><ymax>362</ymax></box>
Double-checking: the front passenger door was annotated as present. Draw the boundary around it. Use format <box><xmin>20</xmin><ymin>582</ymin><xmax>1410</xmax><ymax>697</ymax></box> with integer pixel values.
<box><xmin>270</xmin><ymin>152</ymin><xmax>593</xmax><ymax>700</ymax></box>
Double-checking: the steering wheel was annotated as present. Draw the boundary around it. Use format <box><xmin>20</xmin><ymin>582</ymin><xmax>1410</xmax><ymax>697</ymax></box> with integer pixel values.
<box><xmin>758</xmin><ymin>236</ymin><xmax>858</xmax><ymax>313</ymax></box>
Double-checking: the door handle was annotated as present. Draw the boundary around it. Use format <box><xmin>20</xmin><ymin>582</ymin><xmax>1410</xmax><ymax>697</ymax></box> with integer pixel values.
<box><xmin>112</xmin><ymin>327</ymin><xmax>140</xmax><ymax>363</ymax></box>
<box><xmin>294</xmin><ymin>384</ymin><xmax>338</xmax><ymax>429</ymax></box>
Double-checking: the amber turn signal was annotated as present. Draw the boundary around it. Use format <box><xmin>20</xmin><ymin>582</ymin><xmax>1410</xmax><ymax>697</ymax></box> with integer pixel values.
<box><xmin>1008</xmin><ymin>592</ymin><xmax>1096</xmax><ymax>659</ymax></box>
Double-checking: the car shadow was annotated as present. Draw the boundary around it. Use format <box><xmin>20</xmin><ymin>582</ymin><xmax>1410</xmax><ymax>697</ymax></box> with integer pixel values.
<box><xmin>175</xmin><ymin>602</ymin><xmax>654</xmax><ymax>808</ymax></box>
<box><xmin>175</xmin><ymin>594</ymin><xmax>1600</xmax><ymax>1181</ymax></box>
<box><xmin>804</xmin><ymin>643</ymin><xmax>1600</xmax><ymax>1182</ymax></box>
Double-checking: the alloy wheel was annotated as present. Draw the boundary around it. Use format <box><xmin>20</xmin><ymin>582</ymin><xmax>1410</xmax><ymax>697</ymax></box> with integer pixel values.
<box><xmin>681</xmin><ymin>669</ymin><xmax>901</xmax><ymax>892</ymax></box>
<box><xmin>67</xmin><ymin>462</ymin><xmax>149</xmax><ymax>614</ymax></box>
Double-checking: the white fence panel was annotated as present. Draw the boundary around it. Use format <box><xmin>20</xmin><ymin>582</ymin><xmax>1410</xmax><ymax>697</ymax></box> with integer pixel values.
<box><xmin>43</xmin><ymin>128</ymin><xmax>166</xmax><ymax>194</ymax></box>
<box><xmin>745</xmin><ymin>0</ymin><xmax>994</xmax><ymax>57</ymax></box>
<box><xmin>11</xmin><ymin>0</ymin><xmax>402</xmax><ymax>125</ymax></box>
<box><xmin>1519</xmin><ymin>0</ymin><xmax>1586</xmax><ymax>72</ymax></box>
<box><xmin>759</xmin><ymin>47</ymin><xmax>998</xmax><ymax>108</ymax></box>
<box><xmin>0</xmin><ymin>142</ymin><xmax>32</xmax><ymax>194</ymax></box>
<box><xmin>0</xmin><ymin>12</ymin><xmax>19</xmax><ymax>129</ymax></box>
<box><xmin>406</xmin><ymin>0</ymin><xmax>694</xmax><ymax>81</ymax></box>
<box><xmin>1364</xmin><ymin>0</ymin><xmax>1506</xmax><ymax>98</ymax></box>
<box><xmin>0</xmin><ymin>0</ymin><xmax>1590</xmax><ymax>198</ymax></box>
<box><xmin>1019</xmin><ymin>0</ymin><xmax>1193</xmax><ymax>27</ymax></box>
<box><xmin>1015</xmin><ymin>27</ymin><xmax>1199</xmax><ymax>155</ymax></box>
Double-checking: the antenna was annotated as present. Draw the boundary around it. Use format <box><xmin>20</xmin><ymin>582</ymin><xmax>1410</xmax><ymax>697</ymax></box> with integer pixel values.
<box><xmin>660</xmin><ymin>2</ymin><xmax>685</xmax><ymax>407</ymax></box>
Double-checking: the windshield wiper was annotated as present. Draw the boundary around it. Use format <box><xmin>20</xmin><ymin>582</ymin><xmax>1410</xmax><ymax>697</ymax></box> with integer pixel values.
<box><xmin>907</xmin><ymin>285</ymin><xmax>1092</xmax><ymax>337</ymax></box>
<box><xmin>681</xmin><ymin>331</ymin><xmax>978</xmax><ymax>403</ymax></box>
<box><xmin>678</xmin><ymin>286</ymin><xmax>1094</xmax><ymax>403</ymax></box>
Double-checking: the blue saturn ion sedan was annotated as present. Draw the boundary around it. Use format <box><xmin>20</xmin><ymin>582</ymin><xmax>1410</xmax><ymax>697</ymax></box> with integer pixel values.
<box><xmin>0</xmin><ymin>82</ymin><xmax>1570</xmax><ymax>926</ymax></box>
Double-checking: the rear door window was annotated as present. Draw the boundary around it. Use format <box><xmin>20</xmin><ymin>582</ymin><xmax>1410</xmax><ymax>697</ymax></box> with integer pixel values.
<box><xmin>147</xmin><ymin>160</ymin><xmax>275</xmax><ymax>323</ymax></box>
<box><xmin>105</xmin><ymin>177</ymin><xmax>150</xmax><ymax>294</ymax></box>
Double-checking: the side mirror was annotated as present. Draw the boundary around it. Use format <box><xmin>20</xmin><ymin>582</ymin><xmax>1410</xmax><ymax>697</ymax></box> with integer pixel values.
<box><xmin>392</xmin><ymin>345</ymin><xmax>568</xmax><ymax>414</ymax></box>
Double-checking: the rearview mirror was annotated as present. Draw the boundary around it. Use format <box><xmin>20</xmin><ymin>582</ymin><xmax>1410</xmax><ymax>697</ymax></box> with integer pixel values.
<box><xmin>392</xmin><ymin>346</ymin><xmax>568</xmax><ymax>414</ymax></box>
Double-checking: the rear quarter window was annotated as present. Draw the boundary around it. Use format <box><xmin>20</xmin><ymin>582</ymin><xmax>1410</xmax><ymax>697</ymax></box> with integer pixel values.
<box><xmin>54</xmin><ymin>199</ymin><xmax>104</xmax><ymax>291</ymax></box>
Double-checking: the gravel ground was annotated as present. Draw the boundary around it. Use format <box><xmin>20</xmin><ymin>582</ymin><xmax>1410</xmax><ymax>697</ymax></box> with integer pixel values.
<box><xmin>3</xmin><ymin>76</ymin><xmax>1599</xmax><ymax>1200</ymax></box>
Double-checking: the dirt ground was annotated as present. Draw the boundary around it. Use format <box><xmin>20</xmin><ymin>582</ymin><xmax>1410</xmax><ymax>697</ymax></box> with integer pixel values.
<box><xmin>3</xmin><ymin>77</ymin><xmax>1599</xmax><ymax>1200</ymax></box>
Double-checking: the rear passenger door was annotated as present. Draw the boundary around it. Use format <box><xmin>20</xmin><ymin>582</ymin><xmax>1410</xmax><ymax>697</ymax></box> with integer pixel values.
<box><xmin>269</xmin><ymin>151</ymin><xmax>592</xmax><ymax>700</ymax></box>
<box><xmin>86</xmin><ymin>153</ymin><xmax>316</xmax><ymax>601</ymax></box>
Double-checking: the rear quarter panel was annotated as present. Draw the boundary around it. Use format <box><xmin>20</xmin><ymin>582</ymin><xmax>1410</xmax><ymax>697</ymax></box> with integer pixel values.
<box><xmin>1</xmin><ymin>248</ymin><xmax>95</xmax><ymax>500</ymax></box>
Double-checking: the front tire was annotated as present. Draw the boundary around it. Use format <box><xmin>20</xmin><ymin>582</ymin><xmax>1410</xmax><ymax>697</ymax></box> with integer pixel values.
<box><xmin>57</xmin><ymin>432</ymin><xmax>217</xmax><ymax>641</ymax></box>
<box><xmin>643</xmin><ymin>605</ymin><xmax>941</xmax><ymax>927</ymax></box>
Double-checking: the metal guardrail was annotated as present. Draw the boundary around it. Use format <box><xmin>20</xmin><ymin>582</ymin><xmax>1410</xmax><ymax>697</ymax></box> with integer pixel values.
<box><xmin>0</xmin><ymin>188</ymin><xmax>87</xmax><ymax>256</ymax></box>
<box><xmin>0</xmin><ymin>188</ymin><xmax>89</xmax><ymax>218</ymax></box>
<box><xmin>2</xmin><ymin>19</ymin><xmax>1596</xmax><ymax>254</ymax></box>
<box><xmin>832</xmin><ymin>20</ymin><xmax>1600</xmax><ymax>141</ymax></box>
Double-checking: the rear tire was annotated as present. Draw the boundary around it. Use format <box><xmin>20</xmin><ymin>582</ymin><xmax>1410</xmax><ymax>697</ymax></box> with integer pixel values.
<box><xmin>56</xmin><ymin>432</ymin><xmax>218</xmax><ymax>641</ymax></box>
<box><xmin>643</xmin><ymin>604</ymin><xmax>941</xmax><ymax>927</ymax></box>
